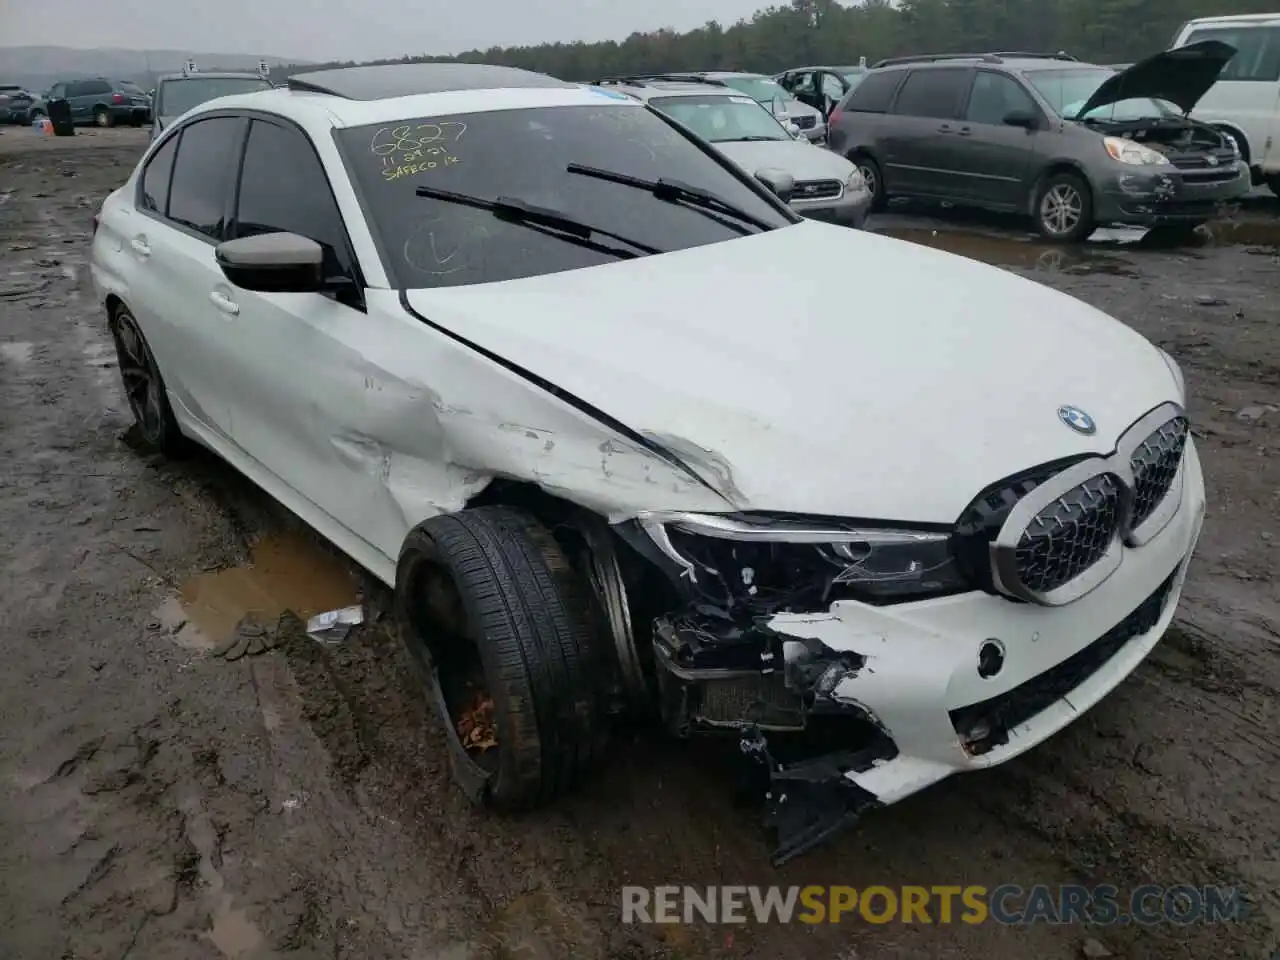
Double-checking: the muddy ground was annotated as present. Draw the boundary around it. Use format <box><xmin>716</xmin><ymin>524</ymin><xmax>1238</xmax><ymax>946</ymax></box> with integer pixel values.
<box><xmin>0</xmin><ymin>126</ymin><xmax>1277</xmax><ymax>960</ymax></box>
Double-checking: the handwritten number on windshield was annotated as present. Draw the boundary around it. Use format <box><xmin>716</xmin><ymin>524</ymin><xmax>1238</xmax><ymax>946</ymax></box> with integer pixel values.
<box><xmin>370</xmin><ymin>121</ymin><xmax>468</xmax><ymax>158</ymax></box>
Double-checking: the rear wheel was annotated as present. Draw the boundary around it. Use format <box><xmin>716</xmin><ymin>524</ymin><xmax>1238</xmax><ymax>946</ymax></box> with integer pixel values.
<box><xmin>1034</xmin><ymin>171</ymin><xmax>1094</xmax><ymax>243</ymax></box>
<box><xmin>396</xmin><ymin>505</ymin><xmax>610</xmax><ymax>810</ymax></box>
<box><xmin>853</xmin><ymin>154</ymin><xmax>886</xmax><ymax>212</ymax></box>
<box><xmin>108</xmin><ymin>302</ymin><xmax>185</xmax><ymax>455</ymax></box>
<box><xmin>1268</xmin><ymin>174</ymin><xmax>1280</xmax><ymax>199</ymax></box>
<box><xmin>94</xmin><ymin>106</ymin><xmax>113</xmax><ymax>127</ymax></box>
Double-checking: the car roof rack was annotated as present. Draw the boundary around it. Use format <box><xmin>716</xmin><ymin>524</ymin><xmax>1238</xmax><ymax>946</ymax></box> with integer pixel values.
<box><xmin>285</xmin><ymin>62</ymin><xmax>575</xmax><ymax>100</ymax></box>
<box><xmin>609</xmin><ymin>73</ymin><xmax>730</xmax><ymax>87</ymax></box>
<box><xmin>873</xmin><ymin>51</ymin><xmax>1076</xmax><ymax>68</ymax></box>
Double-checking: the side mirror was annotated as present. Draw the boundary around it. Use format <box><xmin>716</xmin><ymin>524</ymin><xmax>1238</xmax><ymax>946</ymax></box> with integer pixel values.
<box><xmin>770</xmin><ymin>94</ymin><xmax>789</xmax><ymax>119</ymax></box>
<box><xmin>215</xmin><ymin>232</ymin><xmax>325</xmax><ymax>293</ymax></box>
<box><xmin>1003</xmin><ymin>110</ymin><xmax>1039</xmax><ymax>130</ymax></box>
<box><xmin>786</xmin><ymin>121</ymin><xmax>803</xmax><ymax>139</ymax></box>
<box><xmin>755</xmin><ymin>167</ymin><xmax>795</xmax><ymax>203</ymax></box>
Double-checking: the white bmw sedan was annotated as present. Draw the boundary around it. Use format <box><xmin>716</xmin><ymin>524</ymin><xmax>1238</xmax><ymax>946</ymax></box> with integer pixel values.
<box><xmin>91</xmin><ymin>62</ymin><xmax>1204</xmax><ymax>864</ymax></box>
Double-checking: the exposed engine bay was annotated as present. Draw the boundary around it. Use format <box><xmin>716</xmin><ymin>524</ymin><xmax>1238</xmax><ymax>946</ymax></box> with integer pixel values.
<box><xmin>1075</xmin><ymin>113</ymin><xmax>1236</xmax><ymax>158</ymax></box>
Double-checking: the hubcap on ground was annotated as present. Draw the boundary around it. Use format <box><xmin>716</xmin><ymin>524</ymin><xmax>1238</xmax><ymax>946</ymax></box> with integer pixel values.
<box><xmin>113</xmin><ymin>316</ymin><xmax>163</xmax><ymax>439</ymax></box>
<box><xmin>1041</xmin><ymin>183</ymin><xmax>1082</xmax><ymax>236</ymax></box>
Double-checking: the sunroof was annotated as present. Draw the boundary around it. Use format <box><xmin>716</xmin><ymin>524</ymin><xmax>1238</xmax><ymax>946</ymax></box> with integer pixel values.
<box><xmin>286</xmin><ymin>62</ymin><xmax>576</xmax><ymax>100</ymax></box>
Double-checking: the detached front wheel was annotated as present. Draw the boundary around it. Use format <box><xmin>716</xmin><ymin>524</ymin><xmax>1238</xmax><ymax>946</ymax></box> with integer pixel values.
<box><xmin>396</xmin><ymin>506</ymin><xmax>610</xmax><ymax>810</ymax></box>
<box><xmin>1034</xmin><ymin>172</ymin><xmax>1094</xmax><ymax>243</ymax></box>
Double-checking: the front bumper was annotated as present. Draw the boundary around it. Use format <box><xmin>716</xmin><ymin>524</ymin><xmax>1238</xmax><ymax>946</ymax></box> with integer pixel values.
<box><xmin>792</xmin><ymin>185</ymin><xmax>872</xmax><ymax>229</ymax></box>
<box><xmin>655</xmin><ymin>440</ymin><xmax>1205</xmax><ymax>860</ymax></box>
<box><xmin>1094</xmin><ymin>162</ymin><xmax>1251</xmax><ymax>224</ymax></box>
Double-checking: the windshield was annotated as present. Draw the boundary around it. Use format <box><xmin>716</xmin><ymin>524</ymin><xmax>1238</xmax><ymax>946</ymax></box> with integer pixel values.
<box><xmin>650</xmin><ymin>94</ymin><xmax>790</xmax><ymax>142</ymax></box>
<box><xmin>157</xmin><ymin>77</ymin><xmax>272</xmax><ymax>116</ymax></box>
<box><xmin>1026</xmin><ymin>68</ymin><xmax>1176</xmax><ymax>120</ymax></box>
<box><xmin>338</xmin><ymin>103</ymin><xmax>793</xmax><ymax>289</ymax></box>
<box><xmin>718</xmin><ymin>75</ymin><xmax>798</xmax><ymax>106</ymax></box>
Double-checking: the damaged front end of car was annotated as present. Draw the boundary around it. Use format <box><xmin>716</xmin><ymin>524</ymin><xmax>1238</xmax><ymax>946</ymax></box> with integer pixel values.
<box><xmin>594</xmin><ymin>511</ymin><xmax>968</xmax><ymax>864</ymax></box>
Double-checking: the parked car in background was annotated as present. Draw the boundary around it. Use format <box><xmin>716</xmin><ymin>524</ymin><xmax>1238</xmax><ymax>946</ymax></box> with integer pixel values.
<box><xmin>151</xmin><ymin>71</ymin><xmax>275</xmax><ymax>140</ymax></box>
<box><xmin>1170</xmin><ymin>12</ymin><xmax>1280</xmax><ymax>195</ymax></box>
<box><xmin>91</xmin><ymin>61</ymin><xmax>1202</xmax><ymax>865</ymax></box>
<box><xmin>46</xmin><ymin>78</ymin><xmax>151</xmax><ymax>126</ymax></box>
<box><xmin>826</xmin><ymin>45</ymin><xmax>1251</xmax><ymax>241</ymax></box>
<box><xmin>1</xmin><ymin>85</ymin><xmax>44</xmax><ymax>124</ymax></box>
<box><xmin>775</xmin><ymin>64</ymin><xmax>868</xmax><ymax>118</ymax></box>
<box><xmin>689</xmin><ymin>70</ymin><xmax>827</xmax><ymax>142</ymax></box>
<box><xmin>593</xmin><ymin>76</ymin><xmax>871</xmax><ymax>227</ymax></box>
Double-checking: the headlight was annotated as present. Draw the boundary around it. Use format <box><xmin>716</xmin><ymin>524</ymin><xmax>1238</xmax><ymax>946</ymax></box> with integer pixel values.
<box><xmin>846</xmin><ymin>169</ymin><xmax>865</xmax><ymax>191</ymax></box>
<box><xmin>638</xmin><ymin>512</ymin><xmax>971</xmax><ymax>608</ymax></box>
<box><xmin>1157</xmin><ymin>347</ymin><xmax>1186</xmax><ymax>404</ymax></box>
<box><xmin>1103</xmin><ymin>136</ymin><xmax>1170</xmax><ymax>167</ymax></box>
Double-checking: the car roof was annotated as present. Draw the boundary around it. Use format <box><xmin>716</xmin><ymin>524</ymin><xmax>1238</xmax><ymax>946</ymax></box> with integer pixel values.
<box><xmin>872</xmin><ymin>52</ymin><xmax>1089</xmax><ymax>72</ymax></box>
<box><xmin>1182</xmin><ymin>12</ymin><xmax>1280</xmax><ymax>26</ymax></box>
<box><xmin>591</xmin><ymin>77</ymin><xmax>739</xmax><ymax>100</ymax></box>
<box><xmin>157</xmin><ymin>72</ymin><xmax>270</xmax><ymax>82</ymax></box>
<box><xmin>286</xmin><ymin>62</ymin><xmax>575</xmax><ymax>100</ymax></box>
<box><xmin>170</xmin><ymin>63</ymin><xmax>644</xmax><ymax>132</ymax></box>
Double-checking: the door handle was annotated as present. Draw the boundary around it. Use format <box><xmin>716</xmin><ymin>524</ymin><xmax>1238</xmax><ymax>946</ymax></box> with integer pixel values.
<box><xmin>130</xmin><ymin>236</ymin><xmax>150</xmax><ymax>257</ymax></box>
<box><xmin>208</xmin><ymin>291</ymin><xmax>240</xmax><ymax>316</ymax></box>
<box><xmin>937</xmin><ymin>123</ymin><xmax>953</xmax><ymax>133</ymax></box>
<box><xmin>956</xmin><ymin>126</ymin><xmax>972</xmax><ymax>137</ymax></box>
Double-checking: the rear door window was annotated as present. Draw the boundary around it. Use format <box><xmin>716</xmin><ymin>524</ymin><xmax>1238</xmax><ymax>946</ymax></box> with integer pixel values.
<box><xmin>892</xmin><ymin>69</ymin><xmax>970</xmax><ymax>119</ymax></box>
<box><xmin>166</xmin><ymin>115</ymin><xmax>246</xmax><ymax>239</ymax></box>
<box><xmin>1183</xmin><ymin>25</ymin><xmax>1280</xmax><ymax>81</ymax></box>
<box><xmin>140</xmin><ymin>134</ymin><xmax>179</xmax><ymax>214</ymax></box>
<box><xmin>843</xmin><ymin>70</ymin><xmax>904</xmax><ymax>113</ymax></box>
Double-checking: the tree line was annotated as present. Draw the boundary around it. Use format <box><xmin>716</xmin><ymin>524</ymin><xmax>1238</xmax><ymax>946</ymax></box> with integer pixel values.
<box><xmin>275</xmin><ymin>0</ymin><xmax>1274</xmax><ymax>82</ymax></box>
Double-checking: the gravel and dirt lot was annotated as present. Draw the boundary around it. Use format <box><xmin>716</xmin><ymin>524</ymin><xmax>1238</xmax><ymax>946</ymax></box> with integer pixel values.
<box><xmin>1</xmin><ymin>126</ymin><xmax>1277</xmax><ymax>960</ymax></box>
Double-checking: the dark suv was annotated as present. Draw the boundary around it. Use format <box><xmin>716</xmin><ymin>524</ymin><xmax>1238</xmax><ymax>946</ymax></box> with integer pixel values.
<box><xmin>46</xmin><ymin>78</ymin><xmax>151</xmax><ymax>127</ymax></box>
<box><xmin>825</xmin><ymin>45</ymin><xmax>1251</xmax><ymax>241</ymax></box>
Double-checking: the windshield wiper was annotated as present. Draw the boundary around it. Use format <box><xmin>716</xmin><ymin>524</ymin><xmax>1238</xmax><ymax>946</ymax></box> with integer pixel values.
<box><xmin>717</xmin><ymin>135</ymin><xmax>787</xmax><ymax>142</ymax></box>
<box><xmin>565</xmin><ymin>162</ymin><xmax>775</xmax><ymax>232</ymax></box>
<box><xmin>414</xmin><ymin>184</ymin><xmax>663</xmax><ymax>258</ymax></box>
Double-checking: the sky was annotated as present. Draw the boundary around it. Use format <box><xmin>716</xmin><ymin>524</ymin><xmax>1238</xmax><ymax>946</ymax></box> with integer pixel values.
<box><xmin>0</xmin><ymin>0</ymin><xmax>781</xmax><ymax>62</ymax></box>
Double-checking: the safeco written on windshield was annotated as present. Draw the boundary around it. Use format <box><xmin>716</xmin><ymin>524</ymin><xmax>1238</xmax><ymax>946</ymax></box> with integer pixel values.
<box><xmin>621</xmin><ymin>885</ymin><xmax>1247</xmax><ymax>926</ymax></box>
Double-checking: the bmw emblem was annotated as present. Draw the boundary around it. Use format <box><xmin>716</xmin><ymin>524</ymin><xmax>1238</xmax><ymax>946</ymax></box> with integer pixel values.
<box><xmin>1058</xmin><ymin>405</ymin><xmax>1096</xmax><ymax>435</ymax></box>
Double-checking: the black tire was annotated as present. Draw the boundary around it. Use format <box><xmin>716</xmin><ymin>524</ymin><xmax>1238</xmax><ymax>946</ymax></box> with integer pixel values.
<box><xmin>108</xmin><ymin>302</ymin><xmax>185</xmax><ymax>455</ymax></box>
<box><xmin>1268</xmin><ymin>174</ymin><xmax>1280</xmax><ymax>199</ymax></box>
<box><xmin>853</xmin><ymin>154</ymin><xmax>887</xmax><ymax>212</ymax></box>
<box><xmin>1034</xmin><ymin>171</ymin><xmax>1094</xmax><ymax>243</ymax></box>
<box><xmin>94</xmin><ymin>106</ymin><xmax>113</xmax><ymax>128</ymax></box>
<box><xmin>396</xmin><ymin>505</ymin><xmax>609</xmax><ymax>810</ymax></box>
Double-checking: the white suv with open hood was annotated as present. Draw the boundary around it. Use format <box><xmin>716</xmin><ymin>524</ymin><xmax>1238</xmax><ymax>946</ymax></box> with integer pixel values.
<box><xmin>90</xmin><ymin>63</ymin><xmax>1204</xmax><ymax>864</ymax></box>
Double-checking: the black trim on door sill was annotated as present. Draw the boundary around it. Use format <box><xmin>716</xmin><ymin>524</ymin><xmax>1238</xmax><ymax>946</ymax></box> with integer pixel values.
<box><xmin>398</xmin><ymin>290</ymin><xmax>727</xmax><ymax>501</ymax></box>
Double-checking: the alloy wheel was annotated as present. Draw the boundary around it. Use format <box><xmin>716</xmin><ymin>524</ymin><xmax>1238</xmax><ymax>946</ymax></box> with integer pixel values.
<box><xmin>1040</xmin><ymin>183</ymin><xmax>1082</xmax><ymax>237</ymax></box>
<box><xmin>858</xmin><ymin>163</ymin><xmax>878</xmax><ymax>199</ymax></box>
<box><xmin>112</xmin><ymin>313</ymin><xmax>164</xmax><ymax>442</ymax></box>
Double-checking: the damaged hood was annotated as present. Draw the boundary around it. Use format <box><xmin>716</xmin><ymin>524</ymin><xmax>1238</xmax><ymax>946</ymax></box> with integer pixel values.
<box><xmin>405</xmin><ymin>223</ymin><xmax>1179</xmax><ymax>522</ymax></box>
<box><xmin>1076</xmin><ymin>40</ymin><xmax>1237</xmax><ymax>116</ymax></box>
<box><xmin>712</xmin><ymin>138</ymin><xmax>855</xmax><ymax>182</ymax></box>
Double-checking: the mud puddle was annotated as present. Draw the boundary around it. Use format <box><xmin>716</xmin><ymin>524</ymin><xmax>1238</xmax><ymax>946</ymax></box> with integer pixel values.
<box><xmin>155</xmin><ymin>530</ymin><xmax>359</xmax><ymax>650</ymax></box>
<box><xmin>881</xmin><ymin>227</ymin><xmax>1139</xmax><ymax>276</ymax></box>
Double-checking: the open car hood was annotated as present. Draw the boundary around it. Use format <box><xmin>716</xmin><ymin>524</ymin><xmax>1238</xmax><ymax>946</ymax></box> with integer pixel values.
<box><xmin>1076</xmin><ymin>39</ymin><xmax>1237</xmax><ymax>116</ymax></box>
